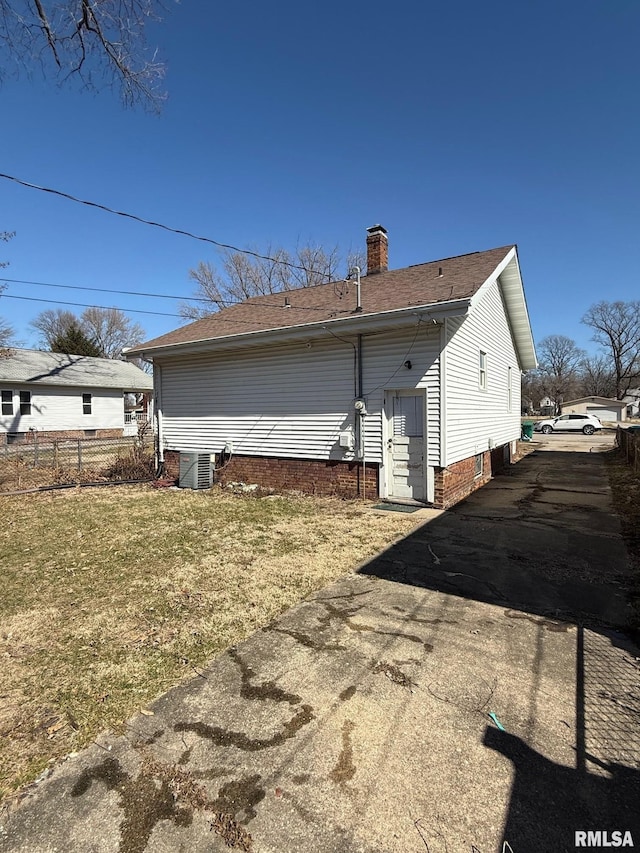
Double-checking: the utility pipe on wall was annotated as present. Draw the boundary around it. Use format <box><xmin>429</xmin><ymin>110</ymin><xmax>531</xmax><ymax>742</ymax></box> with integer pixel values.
<box><xmin>356</xmin><ymin>333</ymin><xmax>365</xmax><ymax>499</ymax></box>
<box><xmin>154</xmin><ymin>363</ymin><xmax>165</xmax><ymax>473</ymax></box>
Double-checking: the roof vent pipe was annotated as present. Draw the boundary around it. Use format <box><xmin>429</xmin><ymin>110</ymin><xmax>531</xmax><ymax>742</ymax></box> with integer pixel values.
<box><xmin>346</xmin><ymin>265</ymin><xmax>362</xmax><ymax>313</ymax></box>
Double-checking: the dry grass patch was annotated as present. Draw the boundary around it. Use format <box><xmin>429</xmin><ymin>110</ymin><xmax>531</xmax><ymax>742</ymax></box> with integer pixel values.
<box><xmin>0</xmin><ymin>485</ymin><xmax>415</xmax><ymax>799</ymax></box>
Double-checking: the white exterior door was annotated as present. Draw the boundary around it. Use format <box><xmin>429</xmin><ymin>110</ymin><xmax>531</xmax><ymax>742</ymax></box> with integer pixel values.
<box><xmin>386</xmin><ymin>391</ymin><xmax>426</xmax><ymax>501</ymax></box>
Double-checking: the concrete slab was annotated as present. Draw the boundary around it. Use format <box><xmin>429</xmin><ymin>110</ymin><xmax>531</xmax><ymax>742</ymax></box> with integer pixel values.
<box><xmin>1</xmin><ymin>443</ymin><xmax>639</xmax><ymax>853</ymax></box>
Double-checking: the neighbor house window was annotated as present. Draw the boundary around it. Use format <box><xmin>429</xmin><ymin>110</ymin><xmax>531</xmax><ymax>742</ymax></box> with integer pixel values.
<box><xmin>474</xmin><ymin>453</ymin><xmax>483</xmax><ymax>478</ymax></box>
<box><xmin>19</xmin><ymin>391</ymin><xmax>31</xmax><ymax>416</ymax></box>
<box><xmin>507</xmin><ymin>367</ymin><xmax>512</xmax><ymax>411</ymax></box>
<box><xmin>479</xmin><ymin>351</ymin><xmax>487</xmax><ymax>389</ymax></box>
<box><xmin>82</xmin><ymin>393</ymin><xmax>92</xmax><ymax>415</ymax></box>
<box><xmin>1</xmin><ymin>390</ymin><xmax>12</xmax><ymax>416</ymax></box>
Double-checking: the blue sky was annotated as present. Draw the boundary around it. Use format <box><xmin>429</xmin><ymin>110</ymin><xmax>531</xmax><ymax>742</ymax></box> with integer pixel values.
<box><xmin>1</xmin><ymin>0</ymin><xmax>639</xmax><ymax>355</ymax></box>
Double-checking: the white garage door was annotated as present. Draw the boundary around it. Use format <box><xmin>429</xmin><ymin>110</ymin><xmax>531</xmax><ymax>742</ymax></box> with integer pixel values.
<box><xmin>587</xmin><ymin>406</ymin><xmax>619</xmax><ymax>422</ymax></box>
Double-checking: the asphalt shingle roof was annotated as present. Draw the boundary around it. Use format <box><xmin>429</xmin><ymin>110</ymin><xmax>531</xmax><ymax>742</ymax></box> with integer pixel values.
<box><xmin>130</xmin><ymin>245</ymin><xmax>514</xmax><ymax>352</ymax></box>
<box><xmin>0</xmin><ymin>349</ymin><xmax>153</xmax><ymax>390</ymax></box>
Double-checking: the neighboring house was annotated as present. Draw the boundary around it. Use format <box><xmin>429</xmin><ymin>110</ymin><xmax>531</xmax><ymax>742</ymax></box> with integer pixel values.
<box><xmin>128</xmin><ymin>226</ymin><xmax>537</xmax><ymax>508</ymax></box>
<box><xmin>0</xmin><ymin>349</ymin><xmax>153</xmax><ymax>443</ymax></box>
<box><xmin>538</xmin><ymin>396</ymin><xmax>556</xmax><ymax>417</ymax></box>
<box><xmin>561</xmin><ymin>396</ymin><xmax>627</xmax><ymax>423</ymax></box>
<box><xmin>624</xmin><ymin>389</ymin><xmax>640</xmax><ymax>419</ymax></box>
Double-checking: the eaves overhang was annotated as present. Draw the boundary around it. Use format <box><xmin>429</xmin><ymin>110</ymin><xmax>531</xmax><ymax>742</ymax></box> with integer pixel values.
<box><xmin>472</xmin><ymin>246</ymin><xmax>537</xmax><ymax>371</ymax></box>
<box><xmin>127</xmin><ymin>298</ymin><xmax>472</xmax><ymax>361</ymax></box>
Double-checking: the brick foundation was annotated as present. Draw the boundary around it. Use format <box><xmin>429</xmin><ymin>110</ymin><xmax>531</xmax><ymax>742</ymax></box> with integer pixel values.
<box><xmin>434</xmin><ymin>444</ymin><xmax>510</xmax><ymax>509</ymax></box>
<box><xmin>164</xmin><ymin>451</ymin><xmax>379</xmax><ymax>499</ymax></box>
<box><xmin>2</xmin><ymin>428</ymin><xmax>124</xmax><ymax>445</ymax></box>
<box><xmin>164</xmin><ymin>443</ymin><xmax>511</xmax><ymax>507</ymax></box>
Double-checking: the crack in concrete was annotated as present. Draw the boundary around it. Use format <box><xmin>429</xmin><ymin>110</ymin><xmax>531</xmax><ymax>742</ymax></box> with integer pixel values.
<box><xmin>174</xmin><ymin>647</ymin><xmax>315</xmax><ymax>753</ymax></box>
<box><xmin>70</xmin><ymin>756</ymin><xmax>192</xmax><ymax>853</ymax></box>
<box><xmin>323</xmin><ymin>602</ymin><xmax>432</xmax><ymax>649</ymax></box>
<box><xmin>174</xmin><ymin>705</ymin><xmax>315</xmax><ymax>753</ymax></box>
<box><xmin>267</xmin><ymin>625</ymin><xmax>346</xmax><ymax>652</ymax></box>
<box><xmin>504</xmin><ymin>609</ymin><xmax>571</xmax><ymax>633</ymax></box>
<box><xmin>329</xmin><ymin>720</ymin><xmax>356</xmax><ymax>786</ymax></box>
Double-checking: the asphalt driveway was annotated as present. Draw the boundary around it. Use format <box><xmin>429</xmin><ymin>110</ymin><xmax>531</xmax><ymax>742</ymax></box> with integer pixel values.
<box><xmin>2</xmin><ymin>436</ymin><xmax>639</xmax><ymax>853</ymax></box>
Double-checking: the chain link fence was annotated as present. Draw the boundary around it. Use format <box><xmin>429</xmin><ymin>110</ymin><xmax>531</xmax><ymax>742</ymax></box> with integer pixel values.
<box><xmin>0</xmin><ymin>434</ymin><xmax>155</xmax><ymax>492</ymax></box>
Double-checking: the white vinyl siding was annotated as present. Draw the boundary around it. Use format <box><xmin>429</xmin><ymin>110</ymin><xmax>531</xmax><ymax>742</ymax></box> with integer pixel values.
<box><xmin>0</xmin><ymin>386</ymin><xmax>125</xmax><ymax>434</ymax></box>
<box><xmin>158</xmin><ymin>325</ymin><xmax>441</xmax><ymax>467</ymax></box>
<box><xmin>443</xmin><ymin>278</ymin><xmax>521</xmax><ymax>466</ymax></box>
<box><xmin>361</xmin><ymin>327</ymin><xmax>440</xmax><ymax>467</ymax></box>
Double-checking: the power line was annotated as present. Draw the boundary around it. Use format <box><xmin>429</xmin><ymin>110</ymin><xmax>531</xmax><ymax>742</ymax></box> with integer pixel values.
<box><xmin>0</xmin><ymin>293</ymin><xmax>181</xmax><ymax>318</ymax></box>
<box><xmin>0</xmin><ymin>292</ymin><xmax>340</xmax><ymax>326</ymax></box>
<box><xmin>0</xmin><ymin>172</ymin><xmax>335</xmax><ymax>280</ymax></box>
<box><xmin>0</xmin><ymin>275</ymin><xmax>348</xmax><ymax>313</ymax></box>
<box><xmin>1</xmin><ymin>277</ymin><xmax>208</xmax><ymax>302</ymax></box>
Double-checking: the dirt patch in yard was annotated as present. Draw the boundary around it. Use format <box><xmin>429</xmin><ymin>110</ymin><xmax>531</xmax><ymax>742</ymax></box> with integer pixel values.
<box><xmin>0</xmin><ymin>485</ymin><xmax>415</xmax><ymax>801</ymax></box>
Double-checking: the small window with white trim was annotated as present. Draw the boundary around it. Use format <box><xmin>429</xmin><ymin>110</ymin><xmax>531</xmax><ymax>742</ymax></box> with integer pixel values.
<box><xmin>19</xmin><ymin>391</ymin><xmax>31</xmax><ymax>415</ymax></box>
<box><xmin>479</xmin><ymin>351</ymin><xmax>487</xmax><ymax>390</ymax></box>
<box><xmin>82</xmin><ymin>393</ymin><xmax>92</xmax><ymax>415</ymax></box>
<box><xmin>1</xmin><ymin>390</ymin><xmax>13</xmax><ymax>416</ymax></box>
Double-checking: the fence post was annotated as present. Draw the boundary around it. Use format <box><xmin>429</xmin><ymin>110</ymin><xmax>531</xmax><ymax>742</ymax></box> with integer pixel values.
<box><xmin>77</xmin><ymin>438</ymin><xmax>82</xmax><ymax>471</ymax></box>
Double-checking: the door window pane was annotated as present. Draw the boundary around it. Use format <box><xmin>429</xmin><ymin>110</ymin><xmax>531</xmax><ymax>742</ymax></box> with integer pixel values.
<box><xmin>393</xmin><ymin>395</ymin><xmax>423</xmax><ymax>437</ymax></box>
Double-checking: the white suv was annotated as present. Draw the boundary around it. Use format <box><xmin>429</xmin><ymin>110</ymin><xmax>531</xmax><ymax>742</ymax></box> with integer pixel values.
<box><xmin>534</xmin><ymin>414</ymin><xmax>602</xmax><ymax>436</ymax></box>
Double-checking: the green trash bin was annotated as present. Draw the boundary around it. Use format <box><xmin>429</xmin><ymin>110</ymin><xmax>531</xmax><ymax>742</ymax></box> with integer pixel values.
<box><xmin>522</xmin><ymin>421</ymin><xmax>534</xmax><ymax>440</ymax></box>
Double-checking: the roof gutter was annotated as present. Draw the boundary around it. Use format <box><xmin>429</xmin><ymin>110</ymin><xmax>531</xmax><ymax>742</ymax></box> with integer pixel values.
<box><xmin>127</xmin><ymin>298</ymin><xmax>472</xmax><ymax>362</ymax></box>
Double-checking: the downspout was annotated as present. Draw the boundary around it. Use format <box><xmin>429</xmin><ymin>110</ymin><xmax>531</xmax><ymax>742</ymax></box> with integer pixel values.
<box><xmin>357</xmin><ymin>334</ymin><xmax>363</xmax><ymax>400</ymax></box>
<box><xmin>440</xmin><ymin>320</ymin><xmax>447</xmax><ymax>468</ymax></box>
<box><xmin>357</xmin><ymin>334</ymin><xmax>365</xmax><ymax>500</ymax></box>
<box><xmin>154</xmin><ymin>363</ymin><xmax>165</xmax><ymax>475</ymax></box>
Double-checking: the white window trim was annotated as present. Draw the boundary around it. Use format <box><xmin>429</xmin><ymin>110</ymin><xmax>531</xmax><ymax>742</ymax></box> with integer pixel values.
<box><xmin>507</xmin><ymin>366</ymin><xmax>512</xmax><ymax>412</ymax></box>
<box><xmin>19</xmin><ymin>390</ymin><xmax>31</xmax><ymax>416</ymax></box>
<box><xmin>479</xmin><ymin>350</ymin><xmax>487</xmax><ymax>390</ymax></box>
<box><xmin>1</xmin><ymin>389</ymin><xmax>13</xmax><ymax>416</ymax></box>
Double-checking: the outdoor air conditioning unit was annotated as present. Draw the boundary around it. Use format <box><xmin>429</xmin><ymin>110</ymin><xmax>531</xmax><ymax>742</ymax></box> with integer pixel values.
<box><xmin>179</xmin><ymin>452</ymin><xmax>213</xmax><ymax>490</ymax></box>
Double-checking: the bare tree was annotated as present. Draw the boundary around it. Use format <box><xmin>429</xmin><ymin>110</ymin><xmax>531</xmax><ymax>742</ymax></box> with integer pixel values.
<box><xmin>521</xmin><ymin>369</ymin><xmax>546</xmax><ymax>414</ymax></box>
<box><xmin>29</xmin><ymin>308</ymin><xmax>78</xmax><ymax>347</ymax></box>
<box><xmin>1</xmin><ymin>234</ymin><xmax>17</xmax><ymax>348</ymax></box>
<box><xmin>578</xmin><ymin>354</ymin><xmax>616</xmax><ymax>398</ymax></box>
<box><xmin>0</xmin><ymin>314</ymin><xmax>15</xmax><ymax>348</ymax></box>
<box><xmin>181</xmin><ymin>243</ymin><xmax>367</xmax><ymax>320</ymax></box>
<box><xmin>81</xmin><ymin>306</ymin><xmax>145</xmax><ymax>358</ymax></box>
<box><xmin>0</xmin><ymin>1</ymin><xmax>174</xmax><ymax>110</ymax></box>
<box><xmin>537</xmin><ymin>335</ymin><xmax>584</xmax><ymax>413</ymax></box>
<box><xmin>30</xmin><ymin>306</ymin><xmax>145</xmax><ymax>357</ymax></box>
<box><xmin>582</xmin><ymin>301</ymin><xmax>640</xmax><ymax>400</ymax></box>
<box><xmin>1</xmin><ymin>230</ymin><xmax>15</xmax><ymax>267</ymax></box>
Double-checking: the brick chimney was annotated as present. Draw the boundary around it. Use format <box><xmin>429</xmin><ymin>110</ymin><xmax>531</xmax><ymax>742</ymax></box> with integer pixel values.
<box><xmin>366</xmin><ymin>224</ymin><xmax>388</xmax><ymax>275</ymax></box>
